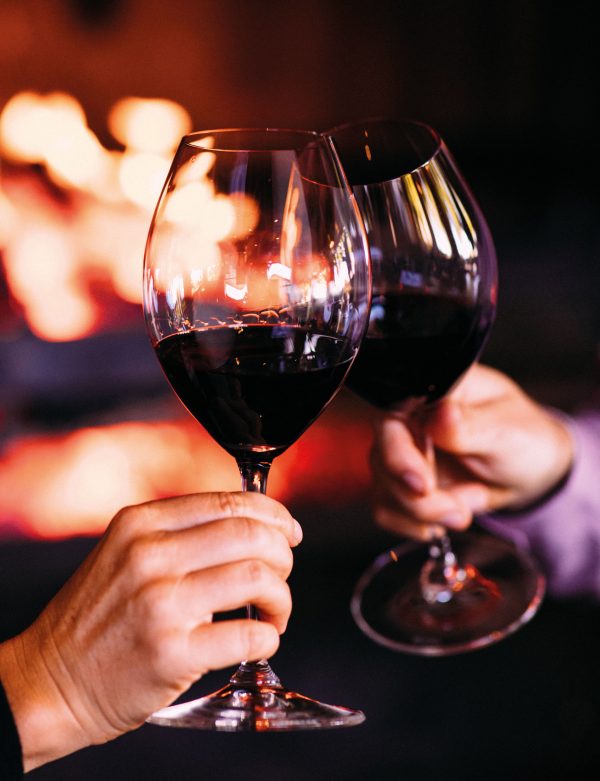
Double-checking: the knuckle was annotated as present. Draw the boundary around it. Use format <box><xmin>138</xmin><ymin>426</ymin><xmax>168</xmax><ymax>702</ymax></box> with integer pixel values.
<box><xmin>123</xmin><ymin>534</ymin><xmax>163</xmax><ymax>583</ymax></box>
<box><xmin>447</xmin><ymin>431</ymin><xmax>468</xmax><ymax>454</ymax></box>
<box><xmin>231</xmin><ymin>519</ymin><xmax>291</xmax><ymax>576</ymax></box>
<box><xmin>108</xmin><ymin>502</ymin><xmax>155</xmax><ymax>546</ymax></box>
<box><xmin>233</xmin><ymin>516</ymin><xmax>265</xmax><ymax>549</ymax></box>
<box><xmin>136</xmin><ymin>580</ymin><xmax>174</xmax><ymax>631</ymax></box>
<box><xmin>215</xmin><ymin>491</ymin><xmax>244</xmax><ymax>518</ymax></box>
<box><xmin>443</xmin><ymin>419</ymin><xmax>472</xmax><ymax>453</ymax></box>
<box><xmin>107</xmin><ymin>504</ymin><xmax>137</xmax><ymax>543</ymax></box>
<box><xmin>242</xmin><ymin>559</ymin><xmax>269</xmax><ymax>588</ymax></box>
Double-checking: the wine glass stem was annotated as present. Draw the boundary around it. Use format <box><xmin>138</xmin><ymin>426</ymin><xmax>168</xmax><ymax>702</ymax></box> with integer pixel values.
<box><xmin>409</xmin><ymin>425</ymin><xmax>466</xmax><ymax>604</ymax></box>
<box><xmin>420</xmin><ymin>532</ymin><xmax>467</xmax><ymax>605</ymax></box>
<box><xmin>238</xmin><ymin>460</ymin><xmax>272</xmax><ymax>649</ymax></box>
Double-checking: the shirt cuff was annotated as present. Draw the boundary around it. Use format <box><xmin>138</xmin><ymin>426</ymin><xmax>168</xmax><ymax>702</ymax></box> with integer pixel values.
<box><xmin>480</xmin><ymin>411</ymin><xmax>600</xmax><ymax>599</ymax></box>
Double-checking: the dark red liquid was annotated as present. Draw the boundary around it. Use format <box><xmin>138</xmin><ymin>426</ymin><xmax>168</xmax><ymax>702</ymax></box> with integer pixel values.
<box><xmin>346</xmin><ymin>292</ymin><xmax>493</xmax><ymax>411</ymax></box>
<box><xmin>155</xmin><ymin>324</ymin><xmax>353</xmax><ymax>461</ymax></box>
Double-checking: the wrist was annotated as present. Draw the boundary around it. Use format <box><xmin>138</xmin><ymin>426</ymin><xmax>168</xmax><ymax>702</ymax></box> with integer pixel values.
<box><xmin>0</xmin><ymin>628</ymin><xmax>89</xmax><ymax>772</ymax></box>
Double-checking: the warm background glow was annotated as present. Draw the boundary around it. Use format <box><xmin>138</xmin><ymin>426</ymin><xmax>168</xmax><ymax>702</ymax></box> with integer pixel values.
<box><xmin>1</xmin><ymin>0</ymin><xmax>597</xmax><ymax>543</ymax></box>
<box><xmin>0</xmin><ymin>402</ymin><xmax>371</xmax><ymax>540</ymax></box>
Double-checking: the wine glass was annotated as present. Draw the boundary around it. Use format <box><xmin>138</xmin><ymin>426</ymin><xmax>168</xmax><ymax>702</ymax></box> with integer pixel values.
<box><xmin>329</xmin><ymin>118</ymin><xmax>545</xmax><ymax>655</ymax></box>
<box><xmin>143</xmin><ymin>128</ymin><xmax>370</xmax><ymax>728</ymax></box>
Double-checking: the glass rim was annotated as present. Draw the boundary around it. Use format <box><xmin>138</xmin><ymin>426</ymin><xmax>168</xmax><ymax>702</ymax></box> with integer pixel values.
<box><xmin>180</xmin><ymin>127</ymin><xmax>323</xmax><ymax>153</ymax></box>
<box><xmin>326</xmin><ymin>117</ymin><xmax>444</xmax><ymax>182</ymax></box>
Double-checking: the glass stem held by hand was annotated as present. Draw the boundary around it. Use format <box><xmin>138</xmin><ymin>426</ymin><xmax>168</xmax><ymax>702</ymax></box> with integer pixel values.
<box><xmin>240</xmin><ymin>460</ymin><xmax>271</xmax><ymax>623</ymax></box>
<box><xmin>411</xmin><ymin>429</ymin><xmax>470</xmax><ymax>605</ymax></box>
<box><xmin>238</xmin><ymin>460</ymin><xmax>279</xmax><ymax>694</ymax></box>
<box><xmin>353</xmin><ymin>426</ymin><xmax>543</xmax><ymax>656</ymax></box>
<box><xmin>149</xmin><ymin>457</ymin><xmax>365</xmax><ymax>730</ymax></box>
<box><xmin>351</xmin><ymin>405</ymin><xmax>544</xmax><ymax>656</ymax></box>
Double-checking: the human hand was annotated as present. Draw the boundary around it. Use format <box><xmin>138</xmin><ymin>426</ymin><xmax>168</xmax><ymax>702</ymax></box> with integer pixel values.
<box><xmin>0</xmin><ymin>492</ymin><xmax>301</xmax><ymax>771</ymax></box>
<box><xmin>370</xmin><ymin>364</ymin><xmax>574</xmax><ymax>541</ymax></box>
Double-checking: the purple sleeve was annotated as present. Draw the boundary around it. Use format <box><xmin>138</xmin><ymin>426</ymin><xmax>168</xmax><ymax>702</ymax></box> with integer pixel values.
<box><xmin>480</xmin><ymin>411</ymin><xmax>600</xmax><ymax>599</ymax></box>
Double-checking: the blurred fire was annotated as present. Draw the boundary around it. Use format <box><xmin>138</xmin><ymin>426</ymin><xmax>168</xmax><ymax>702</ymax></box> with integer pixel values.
<box><xmin>0</xmin><ymin>91</ymin><xmax>372</xmax><ymax>542</ymax></box>
<box><xmin>0</xmin><ymin>91</ymin><xmax>192</xmax><ymax>341</ymax></box>
<box><xmin>0</xmin><ymin>91</ymin><xmax>272</xmax><ymax>341</ymax></box>
<box><xmin>0</xmin><ymin>403</ymin><xmax>371</xmax><ymax>540</ymax></box>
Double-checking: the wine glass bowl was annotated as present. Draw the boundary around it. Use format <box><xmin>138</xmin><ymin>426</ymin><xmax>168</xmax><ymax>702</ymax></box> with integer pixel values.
<box><xmin>331</xmin><ymin>119</ymin><xmax>496</xmax><ymax>415</ymax></box>
<box><xmin>328</xmin><ymin>118</ymin><xmax>545</xmax><ymax>655</ymax></box>
<box><xmin>143</xmin><ymin>128</ymin><xmax>370</xmax><ymax>728</ymax></box>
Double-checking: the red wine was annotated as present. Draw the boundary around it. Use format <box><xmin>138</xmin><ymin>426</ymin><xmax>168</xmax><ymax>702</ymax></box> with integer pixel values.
<box><xmin>346</xmin><ymin>292</ymin><xmax>493</xmax><ymax>411</ymax></box>
<box><xmin>155</xmin><ymin>324</ymin><xmax>353</xmax><ymax>461</ymax></box>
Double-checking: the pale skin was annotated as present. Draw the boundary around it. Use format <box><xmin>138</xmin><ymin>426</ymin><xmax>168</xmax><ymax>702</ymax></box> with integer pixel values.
<box><xmin>0</xmin><ymin>491</ymin><xmax>302</xmax><ymax>773</ymax></box>
<box><xmin>370</xmin><ymin>364</ymin><xmax>575</xmax><ymax>541</ymax></box>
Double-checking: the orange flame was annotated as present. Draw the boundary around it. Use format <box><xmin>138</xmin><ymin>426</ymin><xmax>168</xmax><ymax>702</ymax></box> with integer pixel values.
<box><xmin>108</xmin><ymin>97</ymin><xmax>192</xmax><ymax>155</ymax></box>
<box><xmin>0</xmin><ymin>91</ymin><xmax>198</xmax><ymax>339</ymax></box>
<box><xmin>0</xmin><ymin>401</ymin><xmax>371</xmax><ymax>541</ymax></box>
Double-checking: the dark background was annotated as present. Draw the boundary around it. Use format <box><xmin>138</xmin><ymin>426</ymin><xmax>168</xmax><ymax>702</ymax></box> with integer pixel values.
<box><xmin>1</xmin><ymin>0</ymin><xmax>599</xmax><ymax>778</ymax></box>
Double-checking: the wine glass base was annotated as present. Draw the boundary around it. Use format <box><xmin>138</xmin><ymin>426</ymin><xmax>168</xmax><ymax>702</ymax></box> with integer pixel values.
<box><xmin>352</xmin><ymin>531</ymin><xmax>545</xmax><ymax>656</ymax></box>
<box><xmin>147</xmin><ymin>662</ymin><xmax>365</xmax><ymax>731</ymax></box>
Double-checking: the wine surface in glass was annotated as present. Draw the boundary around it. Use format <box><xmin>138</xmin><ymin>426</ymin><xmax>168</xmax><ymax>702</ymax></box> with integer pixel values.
<box><xmin>155</xmin><ymin>323</ymin><xmax>353</xmax><ymax>461</ymax></box>
<box><xmin>346</xmin><ymin>290</ymin><xmax>493</xmax><ymax>412</ymax></box>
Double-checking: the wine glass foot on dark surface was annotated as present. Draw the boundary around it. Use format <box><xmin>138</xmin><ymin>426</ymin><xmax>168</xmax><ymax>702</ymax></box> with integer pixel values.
<box><xmin>352</xmin><ymin>531</ymin><xmax>545</xmax><ymax>656</ymax></box>
<box><xmin>147</xmin><ymin>661</ymin><xmax>365</xmax><ymax>731</ymax></box>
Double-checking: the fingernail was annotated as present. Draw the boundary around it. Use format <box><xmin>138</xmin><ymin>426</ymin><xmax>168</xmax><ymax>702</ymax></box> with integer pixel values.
<box><xmin>401</xmin><ymin>471</ymin><xmax>426</xmax><ymax>494</ymax></box>
<box><xmin>293</xmin><ymin>519</ymin><xmax>303</xmax><ymax>544</ymax></box>
<box><xmin>439</xmin><ymin>511</ymin><xmax>466</xmax><ymax>529</ymax></box>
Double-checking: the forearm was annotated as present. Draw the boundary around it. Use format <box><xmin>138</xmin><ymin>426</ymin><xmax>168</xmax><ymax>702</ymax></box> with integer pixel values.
<box><xmin>481</xmin><ymin>411</ymin><xmax>600</xmax><ymax>599</ymax></box>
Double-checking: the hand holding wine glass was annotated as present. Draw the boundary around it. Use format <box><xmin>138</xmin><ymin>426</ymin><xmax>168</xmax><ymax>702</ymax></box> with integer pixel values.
<box><xmin>0</xmin><ymin>492</ymin><xmax>299</xmax><ymax>771</ymax></box>
<box><xmin>329</xmin><ymin>118</ymin><xmax>545</xmax><ymax>655</ymax></box>
<box><xmin>371</xmin><ymin>363</ymin><xmax>575</xmax><ymax>540</ymax></box>
<box><xmin>144</xmin><ymin>128</ymin><xmax>370</xmax><ymax>728</ymax></box>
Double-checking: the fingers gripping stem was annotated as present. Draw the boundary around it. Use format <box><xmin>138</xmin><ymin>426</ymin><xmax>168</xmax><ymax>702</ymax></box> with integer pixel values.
<box><xmin>407</xmin><ymin>412</ymin><xmax>468</xmax><ymax>604</ymax></box>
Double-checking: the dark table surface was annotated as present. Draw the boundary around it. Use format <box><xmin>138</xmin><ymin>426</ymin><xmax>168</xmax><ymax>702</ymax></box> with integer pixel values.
<box><xmin>1</xmin><ymin>505</ymin><xmax>599</xmax><ymax>781</ymax></box>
